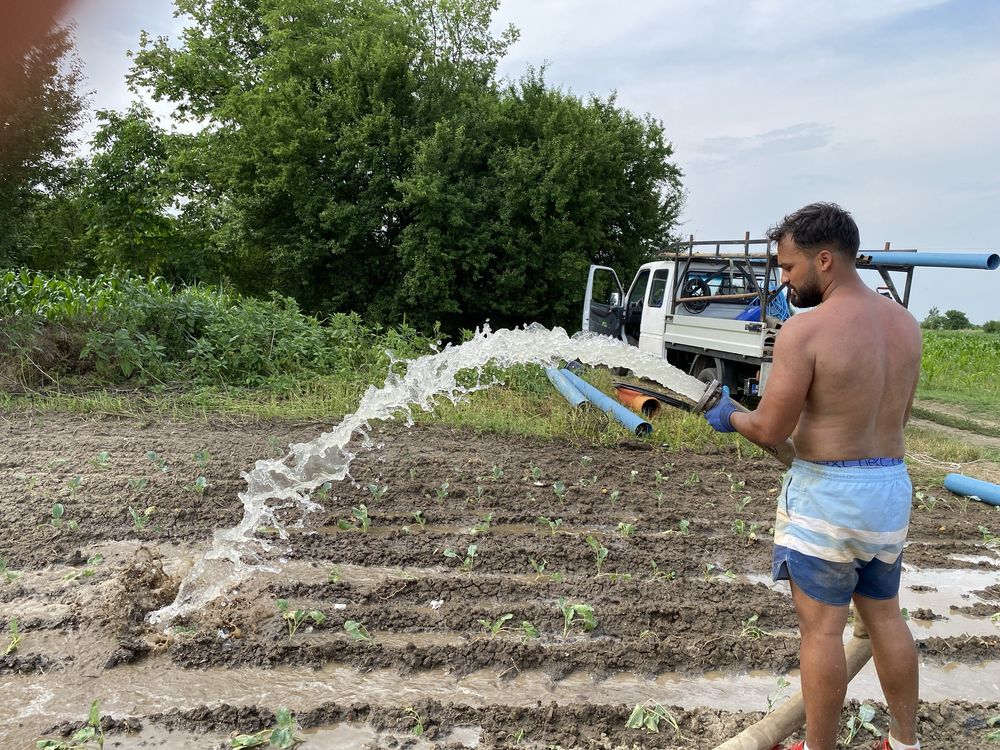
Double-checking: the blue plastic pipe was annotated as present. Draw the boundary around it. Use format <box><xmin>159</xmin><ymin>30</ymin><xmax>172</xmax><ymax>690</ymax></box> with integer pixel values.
<box><xmin>545</xmin><ymin>367</ymin><xmax>588</xmax><ymax>409</ymax></box>
<box><xmin>858</xmin><ymin>252</ymin><xmax>999</xmax><ymax>270</ymax></box>
<box><xmin>559</xmin><ymin>368</ymin><xmax>652</xmax><ymax>436</ymax></box>
<box><xmin>943</xmin><ymin>473</ymin><xmax>1000</xmax><ymax>507</ymax></box>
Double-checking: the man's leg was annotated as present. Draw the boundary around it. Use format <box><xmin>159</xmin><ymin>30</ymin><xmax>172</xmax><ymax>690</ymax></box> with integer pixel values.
<box><xmin>790</xmin><ymin>580</ymin><xmax>850</xmax><ymax>750</ymax></box>
<box><xmin>852</xmin><ymin>593</ymin><xmax>919</xmax><ymax>745</ymax></box>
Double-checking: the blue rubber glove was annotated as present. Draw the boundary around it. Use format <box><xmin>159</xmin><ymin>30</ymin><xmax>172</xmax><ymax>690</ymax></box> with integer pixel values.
<box><xmin>704</xmin><ymin>386</ymin><xmax>738</xmax><ymax>433</ymax></box>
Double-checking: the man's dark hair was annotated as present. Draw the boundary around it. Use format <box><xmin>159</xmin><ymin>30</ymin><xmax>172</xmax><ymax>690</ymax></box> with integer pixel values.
<box><xmin>766</xmin><ymin>202</ymin><xmax>860</xmax><ymax>258</ymax></box>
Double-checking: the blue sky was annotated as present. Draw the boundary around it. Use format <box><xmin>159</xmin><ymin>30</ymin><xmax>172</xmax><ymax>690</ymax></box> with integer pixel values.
<box><xmin>66</xmin><ymin>0</ymin><xmax>999</xmax><ymax>323</ymax></box>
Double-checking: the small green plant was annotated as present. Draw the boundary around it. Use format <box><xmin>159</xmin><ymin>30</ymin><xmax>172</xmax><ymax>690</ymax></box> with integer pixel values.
<box><xmin>411</xmin><ymin>510</ymin><xmax>427</xmax><ymax>529</ymax></box>
<box><xmin>626</xmin><ymin>699</ymin><xmax>680</xmax><ymax>736</ymax></box>
<box><xmin>528</xmin><ymin>557</ymin><xmax>547</xmax><ymax>577</ymax></box>
<box><xmin>616</xmin><ymin>522</ymin><xmax>636</xmax><ymax>538</ymax></box>
<box><xmin>979</xmin><ymin>525</ymin><xmax>999</xmax><ymax>547</ymax></box>
<box><xmin>740</xmin><ymin>614</ymin><xmax>768</xmax><ymax>640</ymax></box>
<box><xmin>647</xmin><ymin>560</ymin><xmax>675</xmax><ymax>582</ymax></box>
<box><xmin>677</xmin><ymin>519</ymin><xmax>690</xmax><ymax>535</ymax></box>
<box><xmin>49</xmin><ymin>502</ymin><xmax>65</xmax><ymax>528</ymax></box>
<box><xmin>558</xmin><ymin>597</ymin><xmax>596</xmax><ymax>637</ymax></box>
<box><xmin>766</xmin><ymin>675</ymin><xmax>791</xmax><ymax>714</ymax></box>
<box><xmin>683</xmin><ymin>471</ymin><xmax>701</xmax><ymax>486</ymax></box>
<box><xmin>0</xmin><ymin>558</ymin><xmax>20</xmax><ymax>584</ymax></box>
<box><xmin>915</xmin><ymin>490</ymin><xmax>938</xmax><ymax>511</ymax></box>
<box><xmin>737</xmin><ymin>494</ymin><xmax>752</xmax><ymax>511</ymax></box>
<box><xmin>185</xmin><ymin>476</ymin><xmax>208</xmax><ymax>496</ymax></box>
<box><xmin>146</xmin><ymin>450</ymin><xmax>168</xmax><ymax>472</ymax></box>
<box><xmin>585</xmin><ymin>535</ymin><xmax>609</xmax><ymax>576</ymax></box>
<box><xmin>35</xmin><ymin>700</ymin><xmax>106</xmax><ymax>749</ymax></box>
<box><xmin>229</xmin><ymin>707</ymin><xmax>302</xmax><ymax>748</ymax></box>
<box><xmin>443</xmin><ymin>544</ymin><xmax>477</xmax><ymax>572</ymax></box>
<box><xmin>367</xmin><ymin>482</ymin><xmax>388</xmax><ymax>500</ymax></box>
<box><xmin>986</xmin><ymin>714</ymin><xmax>1000</xmax><ymax>741</ymax></box>
<box><xmin>4</xmin><ymin>618</ymin><xmax>22</xmax><ymax>655</ymax></box>
<box><xmin>62</xmin><ymin>555</ymin><xmax>103</xmax><ymax>583</ymax></box>
<box><xmin>552</xmin><ymin>481</ymin><xmax>567</xmax><ymax>501</ymax></box>
<box><xmin>66</xmin><ymin>475</ymin><xmax>83</xmax><ymax>499</ymax></box>
<box><xmin>628</xmin><ymin>469</ymin><xmax>638</xmax><ymax>484</ymax></box>
<box><xmin>732</xmin><ymin>518</ymin><xmax>760</xmax><ymax>543</ymax></box>
<box><xmin>275</xmin><ymin>600</ymin><xmax>326</xmax><ymax>640</ymax></box>
<box><xmin>580</xmin><ymin>455</ymin><xmax>592</xmax><ymax>466</ymax></box>
<box><xmin>266</xmin><ymin>435</ymin><xmax>285</xmax><ymax>457</ymax></box>
<box><xmin>403</xmin><ymin>706</ymin><xmax>425</xmax><ymax>737</ymax></box>
<box><xmin>842</xmin><ymin>703</ymin><xmax>880</xmax><ymax>744</ymax></box>
<box><xmin>525</xmin><ymin>464</ymin><xmax>543</xmax><ymax>481</ymax></box>
<box><xmin>609</xmin><ymin>488</ymin><xmax>621</xmax><ymax>504</ymax></box>
<box><xmin>193</xmin><ymin>449</ymin><xmax>211</xmax><ymax>470</ymax></box>
<box><xmin>127</xmin><ymin>477</ymin><xmax>149</xmax><ymax>494</ymax></box>
<box><xmin>351</xmin><ymin>504</ymin><xmax>371</xmax><ymax>532</ymax></box>
<box><xmin>472</xmin><ymin>484</ymin><xmax>487</xmax><ymax>502</ymax></box>
<box><xmin>519</xmin><ymin>621</ymin><xmax>539</xmax><ymax>640</ymax></box>
<box><xmin>491</xmin><ymin>465</ymin><xmax>504</xmax><ymax>480</ymax></box>
<box><xmin>433</xmin><ymin>481</ymin><xmax>449</xmax><ymax>500</ymax></box>
<box><xmin>470</xmin><ymin>513</ymin><xmax>493</xmax><ymax>534</ymax></box>
<box><xmin>327</xmin><ymin>566</ymin><xmax>343</xmax><ymax>583</ymax></box>
<box><xmin>314</xmin><ymin>481</ymin><xmax>333</xmax><ymax>501</ymax></box>
<box><xmin>343</xmin><ymin>619</ymin><xmax>373</xmax><ymax>642</ymax></box>
<box><xmin>654</xmin><ymin>469</ymin><xmax>665</xmax><ymax>484</ymax></box>
<box><xmin>537</xmin><ymin>516</ymin><xmax>562</xmax><ymax>536</ymax></box>
<box><xmin>128</xmin><ymin>505</ymin><xmax>156</xmax><ymax>532</ymax></box>
<box><xmin>93</xmin><ymin>451</ymin><xmax>111</xmax><ymax>469</ymax></box>
<box><xmin>655</xmin><ymin>490</ymin><xmax>665</xmax><ymax>509</ymax></box>
<box><xmin>477</xmin><ymin>613</ymin><xmax>514</xmax><ymax>637</ymax></box>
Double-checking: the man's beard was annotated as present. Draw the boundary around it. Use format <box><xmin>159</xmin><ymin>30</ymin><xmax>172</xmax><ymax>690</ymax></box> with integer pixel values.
<box><xmin>789</xmin><ymin>276</ymin><xmax>823</xmax><ymax>308</ymax></box>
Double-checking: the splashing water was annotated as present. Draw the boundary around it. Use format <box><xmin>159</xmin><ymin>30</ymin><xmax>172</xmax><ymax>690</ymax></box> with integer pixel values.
<box><xmin>148</xmin><ymin>324</ymin><xmax>705</xmax><ymax>624</ymax></box>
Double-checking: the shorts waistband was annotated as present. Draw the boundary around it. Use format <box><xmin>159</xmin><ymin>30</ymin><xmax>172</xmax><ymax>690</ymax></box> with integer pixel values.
<box><xmin>811</xmin><ymin>457</ymin><xmax>904</xmax><ymax>468</ymax></box>
<box><xmin>789</xmin><ymin>457</ymin><xmax>909</xmax><ymax>483</ymax></box>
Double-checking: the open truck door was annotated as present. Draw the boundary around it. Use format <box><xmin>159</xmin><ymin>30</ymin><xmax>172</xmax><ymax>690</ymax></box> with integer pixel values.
<box><xmin>582</xmin><ymin>265</ymin><xmax>625</xmax><ymax>339</ymax></box>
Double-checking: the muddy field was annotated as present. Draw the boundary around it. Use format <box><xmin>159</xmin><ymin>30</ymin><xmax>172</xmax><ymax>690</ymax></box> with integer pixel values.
<box><xmin>1</xmin><ymin>410</ymin><xmax>998</xmax><ymax>749</ymax></box>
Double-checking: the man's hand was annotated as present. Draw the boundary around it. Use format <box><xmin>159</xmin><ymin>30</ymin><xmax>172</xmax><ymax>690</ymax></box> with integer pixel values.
<box><xmin>704</xmin><ymin>385</ymin><xmax>738</xmax><ymax>433</ymax></box>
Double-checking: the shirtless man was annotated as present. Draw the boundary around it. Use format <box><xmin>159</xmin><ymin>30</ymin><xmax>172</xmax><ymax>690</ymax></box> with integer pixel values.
<box><xmin>704</xmin><ymin>203</ymin><xmax>923</xmax><ymax>750</ymax></box>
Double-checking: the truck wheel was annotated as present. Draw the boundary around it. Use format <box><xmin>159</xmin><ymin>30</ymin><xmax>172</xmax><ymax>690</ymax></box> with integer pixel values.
<box><xmin>696</xmin><ymin>366</ymin><xmax>719</xmax><ymax>384</ymax></box>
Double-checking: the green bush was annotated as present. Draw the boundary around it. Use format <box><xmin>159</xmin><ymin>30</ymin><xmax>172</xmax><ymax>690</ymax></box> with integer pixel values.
<box><xmin>983</xmin><ymin>320</ymin><xmax>1000</xmax><ymax>334</ymax></box>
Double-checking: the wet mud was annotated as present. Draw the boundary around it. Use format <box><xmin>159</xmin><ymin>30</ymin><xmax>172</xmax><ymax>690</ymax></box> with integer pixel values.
<box><xmin>1</xmin><ymin>412</ymin><xmax>999</xmax><ymax>749</ymax></box>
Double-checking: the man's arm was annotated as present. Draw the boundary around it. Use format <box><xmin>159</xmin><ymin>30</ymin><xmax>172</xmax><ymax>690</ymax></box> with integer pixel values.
<box><xmin>730</xmin><ymin>315</ymin><xmax>814</xmax><ymax>446</ymax></box>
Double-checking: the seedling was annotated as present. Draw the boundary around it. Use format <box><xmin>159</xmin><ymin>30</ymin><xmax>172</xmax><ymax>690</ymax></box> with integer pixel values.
<box><xmin>737</xmin><ymin>494</ymin><xmax>752</xmax><ymax>511</ymax></box>
<box><xmin>343</xmin><ymin>619</ymin><xmax>373</xmax><ymax>642</ymax></box>
<box><xmin>979</xmin><ymin>525</ymin><xmax>999</xmax><ymax>547</ymax></box>
<box><xmin>626</xmin><ymin>699</ymin><xmax>680</xmax><ymax>737</ymax></box>
<box><xmin>403</xmin><ymin>706</ymin><xmax>425</xmax><ymax>737</ymax></box>
<box><xmin>146</xmin><ymin>450</ymin><xmax>168</xmax><ymax>472</ymax></box>
<box><xmin>411</xmin><ymin>510</ymin><xmax>427</xmax><ymax>529</ymax></box>
<box><xmin>678</xmin><ymin>519</ymin><xmax>690</xmax><ymax>535</ymax></box>
<box><xmin>193</xmin><ymin>449</ymin><xmax>211</xmax><ymax>470</ymax></box>
<box><xmin>654</xmin><ymin>470</ymin><xmax>665</xmax><ymax>484</ymax></box>
<box><xmin>472</xmin><ymin>484</ymin><xmax>487</xmax><ymax>502</ymax></box>
<box><xmin>585</xmin><ymin>535</ymin><xmax>608</xmax><ymax>576</ymax></box>
<box><xmin>766</xmin><ymin>675</ymin><xmax>791</xmax><ymax>714</ymax></box>
<box><xmin>35</xmin><ymin>700</ymin><xmax>105</xmax><ymax>749</ymax></box>
<box><xmin>62</xmin><ymin>554</ymin><xmax>103</xmax><ymax>583</ymax></box>
<box><xmin>558</xmin><ymin>597</ymin><xmax>596</xmax><ymax>637</ymax></box>
<box><xmin>185</xmin><ymin>476</ymin><xmax>209</xmax><ymax>496</ymax></box>
<box><xmin>66</xmin><ymin>475</ymin><xmax>83</xmax><ymax>500</ymax></box>
<box><xmin>408</xmin><ymin>467</ymin><xmax>418</xmax><ymax>480</ymax></box>
<box><xmin>4</xmin><ymin>619</ymin><xmax>22</xmax><ymax>655</ymax></box>
<box><xmin>350</xmin><ymin>504</ymin><xmax>372</xmax><ymax>532</ymax></box>
<box><xmin>443</xmin><ymin>544</ymin><xmax>477</xmax><ymax>572</ymax></box>
<box><xmin>229</xmin><ymin>707</ymin><xmax>302</xmax><ymax>748</ymax></box>
<box><xmin>491</xmin><ymin>465</ymin><xmax>504</xmax><ymax>480</ymax></box>
<box><xmin>616</xmin><ymin>522</ymin><xmax>636</xmax><ymax>538</ymax></box>
<box><xmin>655</xmin><ymin>491</ymin><xmax>665</xmax><ymax>509</ymax></box>
<box><xmin>552</xmin><ymin>481</ymin><xmax>567</xmax><ymax>501</ymax></box>
<box><xmin>609</xmin><ymin>489</ymin><xmax>621</xmax><ymax>504</ymax></box>
<box><xmin>528</xmin><ymin>557</ymin><xmax>548</xmax><ymax>578</ymax></box>
<box><xmin>367</xmin><ymin>482</ymin><xmax>388</xmax><ymax>500</ymax></box>
<box><xmin>49</xmin><ymin>502</ymin><xmax>65</xmax><ymax>528</ymax></box>
<box><xmin>128</xmin><ymin>506</ymin><xmax>156</xmax><ymax>532</ymax></box>
<box><xmin>741</xmin><ymin>613</ymin><xmax>769</xmax><ymax>640</ymax></box>
<box><xmin>580</xmin><ymin>455</ymin><xmax>593</xmax><ymax>466</ymax></box>
<box><xmin>433</xmin><ymin>481</ymin><xmax>449</xmax><ymax>500</ymax></box>
<box><xmin>127</xmin><ymin>477</ymin><xmax>149</xmax><ymax>494</ymax></box>
<box><xmin>23</xmin><ymin>475</ymin><xmax>39</xmax><ymax>491</ymax></box>
<box><xmin>842</xmin><ymin>703</ymin><xmax>880</xmax><ymax>744</ymax></box>
<box><xmin>732</xmin><ymin>518</ymin><xmax>760</xmax><ymax>543</ymax></box>
<box><xmin>683</xmin><ymin>471</ymin><xmax>701</xmax><ymax>486</ymax></box>
<box><xmin>525</xmin><ymin>464</ymin><xmax>543</xmax><ymax>481</ymax></box>
<box><xmin>327</xmin><ymin>566</ymin><xmax>343</xmax><ymax>583</ymax></box>
<box><xmin>986</xmin><ymin>714</ymin><xmax>1000</xmax><ymax>742</ymax></box>
<box><xmin>275</xmin><ymin>599</ymin><xmax>326</xmax><ymax>640</ymax></box>
<box><xmin>470</xmin><ymin>513</ymin><xmax>493</xmax><ymax>535</ymax></box>
<box><xmin>577</xmin><ymin>474</ymin><xmax>597</xmax><ymax>487</ymax></box>
<box><xmin>628</xmin><ymin>469</ymin><xmax>638</xmax><ymax>484</ymax></box>
<box><xmin>93</xmin><ymin>451</ymin><xmax>111</xmax><ymax>469</ymax></box>
<box><xmin>314</xmin><ymin>482</ymin><xmax>333</xmax><ymax>502</ymax></box>
<box><xmin>647</xmin><ymin>560</ymin><xmax>675</xmax><ymax>582</ymax></box>
<box><xmin>537</xmin><ymin>516</ymin><xmax>562</xmax><ymax>536</ymax></box>
<box><xmin>0</xmin><ymin>558</ymin><xmax>20</xmax><ymax>584</ymax></box>
<box><xmin>519</xmin><ymin>621</ymin><xmax>539</xmax><ymax>640</ymax></box>
<box><xmin>266</xmin><ymin>436</ymin><xmax>284</xmax><ymax>457</ymax></box>
<box><xmin>477</xmin><ymin>613</ymin><xmax>514</xmax><ymax>637</ymax></box>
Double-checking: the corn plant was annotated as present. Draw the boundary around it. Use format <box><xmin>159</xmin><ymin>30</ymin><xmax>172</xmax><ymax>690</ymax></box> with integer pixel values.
<box><xmin>443</xmin><ymin>544</ymin><xmax>477</xmax><ymax>572</ymax></box>
<box><xmin>585</xmin><ymin>535</ymin><xmax>608</xmax><ymax>576</ymax></box>
<box><xmin>367</xmin><ymin>482</ymin><xmax>388</xmax><ymax>500</ymax></box>
<box><xmin>128</xmin><ymin>506</ymin><xmax>156</xmax><ymax>532</ymax></box>
<box><xmin>558</xmin><ymin>597</ymin><xmax>596</xmax><ymax>637</ymax></box>
<box><xmin>842</xmin><ymin>703</ymin><xmax>880</xmax><ymax>744</ymax></box>
<box><xmin>477</xmin><ymin>613</ymin><xmax>513</xmax><ymax>637</ymax></box>
<box><xmin>626</xmin><ymin>699</ymin><xmax>680</xmax><ymax>737</ymax></box>
<box><xmin>404</xmin><ymin>707</ymin><xmax>425</xmax><ymax>737</ymax></box>
<box><xmin>185</xmin><ymin>476</ymin><xmax>208</xmax><ymax>496</ymax></box>
<box><xmin>193</xmin><ymin>450</ymin><xmax>211</xmax><ymax>470</ymax></box>
<box><xmin>230</xmin><ymin>707</ymin><xmax>302</xmax><ymax>748</ymax></box>
<box><xmin>344</xmin><ymin>619</ymin><xmax>373</xmax><ymax>642</ymax></box>
<box><xmin>35</xmin><ymin>700</ymin><xmax>106</xmax><ymax>749</ymax></box>
<box><xmin>3</xmin><ymin>619</ymin><xmax>22</xmax><ymax>655</ymax></box>
<box><xmin>276</xmin><ymin>600</ymin><xmax>326</xmax><ymax>640</ymax></box>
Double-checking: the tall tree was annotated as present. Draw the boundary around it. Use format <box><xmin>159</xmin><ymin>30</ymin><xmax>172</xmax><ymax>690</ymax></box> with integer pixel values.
<box><xmin>0</xmin><ymin>25</ymin><xmax>88</xmax><ymax>267</ymax></box>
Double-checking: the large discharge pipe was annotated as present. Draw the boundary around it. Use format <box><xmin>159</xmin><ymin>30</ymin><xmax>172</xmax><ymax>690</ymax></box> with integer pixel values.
<box><xmin>857</xmin><ymin>251</ymin><xmax>999</xmax><ymax>270</ymax></box>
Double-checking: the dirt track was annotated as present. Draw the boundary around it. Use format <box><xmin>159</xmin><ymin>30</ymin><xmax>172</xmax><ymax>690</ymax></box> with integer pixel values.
<box><xmin>1</xmin><ymin>411</ymin><xmax>998</xmax><ymax>749</ymax></box>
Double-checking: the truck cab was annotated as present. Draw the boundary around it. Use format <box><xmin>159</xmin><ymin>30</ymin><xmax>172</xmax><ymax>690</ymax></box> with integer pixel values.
<box><xmin>582</xmin><ymin>237</ymin><xmax>789</xmax><ymax>397</ymax></box>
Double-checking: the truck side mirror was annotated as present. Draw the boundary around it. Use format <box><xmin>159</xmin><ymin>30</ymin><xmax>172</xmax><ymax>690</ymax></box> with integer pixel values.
<box><xmin>609</xmin><ymin>292</ymin><xmax>621</xmax><ymax>307</ymax></box>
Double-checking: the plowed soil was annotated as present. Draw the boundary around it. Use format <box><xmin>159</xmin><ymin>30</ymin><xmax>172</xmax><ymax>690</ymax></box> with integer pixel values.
<box><xmin>1</xmin><ymin>411</ymin><xmax>998</xmax><ymax>749</ymax></box>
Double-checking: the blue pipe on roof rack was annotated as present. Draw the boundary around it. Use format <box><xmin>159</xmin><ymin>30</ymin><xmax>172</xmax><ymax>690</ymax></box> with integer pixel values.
<box><xmin>857</xmin><ymin>252</ymin><xmax>999</xmax><ymax>270</ymax></box>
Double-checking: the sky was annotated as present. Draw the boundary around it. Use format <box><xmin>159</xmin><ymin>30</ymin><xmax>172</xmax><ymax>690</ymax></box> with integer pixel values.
<box><xmin>65</xmin><ymin>0</ymin><xmax>1000</xmax><ymax>323</ymax></box>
